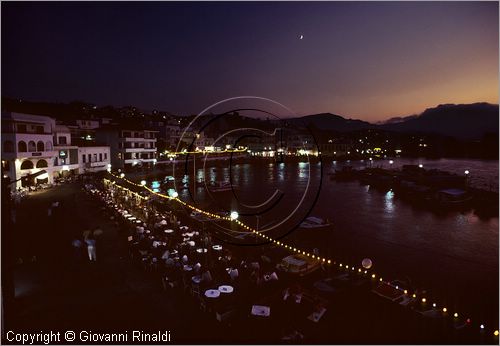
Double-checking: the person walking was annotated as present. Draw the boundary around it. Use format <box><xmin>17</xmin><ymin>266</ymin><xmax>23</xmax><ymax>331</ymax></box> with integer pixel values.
<box><xmin>85</xmin><ymin>235</ymin><xmax>97</xmax><ymax>262</ymax></box>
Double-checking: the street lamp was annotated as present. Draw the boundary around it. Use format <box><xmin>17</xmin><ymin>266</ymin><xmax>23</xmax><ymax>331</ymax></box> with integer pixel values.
<box><xmin>464</xmin><ymin>170</ymin><xmax>470</xmax><ymax>175</ymax></box>
<box><xmin>120</xmin><ymin>173</ymin><xmax>125</xmax><ymax>178</ymax></box>
<box><xmin>389</xmin><ymin>160</ymin><xmax>394</xmax><ymax>165</ymax></box>
<box><xmin>418</xmin><ymin>164</ymin><xmax>423</xmax><ymax>168</ymax></box>
<box><xmin>230</xmin><ymin>211</ymin><xmax>239</xmax><ymax>220</ymax></box>
<box><xmin>140</xmin><ymin>180</ymin><xmax>146</xmax><ymax>186</ymax></box>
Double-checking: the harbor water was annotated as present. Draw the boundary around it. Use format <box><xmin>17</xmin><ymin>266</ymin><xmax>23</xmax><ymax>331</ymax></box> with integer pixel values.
<box><xmin>164</xmin><ymin>158</ymin><xmax>499</xmax><ymax>325</ymax></box>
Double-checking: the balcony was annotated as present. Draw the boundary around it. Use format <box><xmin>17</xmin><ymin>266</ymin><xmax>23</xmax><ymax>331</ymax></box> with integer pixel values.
<box><xmin>14</xmin><ymin>151</ymin><xmax>58</xmax><ymax>159</ymax></box>
<box><xmin>124</xmin><ymin>158</ymin><xmax>155</xmax><ymax>164</ymax></box>
<box><xmin>124</xmin><ymin>147</ymin><xmax>156</xmax><ymax>153</ymax></box>
<box><xmin>85</xmin><ymin>162</ymin><xmax>107</xmax><ymax>168</ymax></box>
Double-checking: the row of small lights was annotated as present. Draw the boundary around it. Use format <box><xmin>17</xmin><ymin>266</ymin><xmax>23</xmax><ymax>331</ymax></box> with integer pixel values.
<box><xmin>163</xmin><ymin>147</ymin><xmax>248</xmax><ymax>155</ymax></box>
<box><xmin>103</xmin><ymin>178</ymin><xmax>148</xmax><ymax>200</ymax></box>
<box><xmin>106</xmin><ymin>172</ymin><xmax>497</xmax><ymax>337</ymax></box>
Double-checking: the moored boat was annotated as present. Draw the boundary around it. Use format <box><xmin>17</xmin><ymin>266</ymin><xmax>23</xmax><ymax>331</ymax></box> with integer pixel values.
<box><xmin>299</xmin><ymin>216</ymin><xmax>331</xmax><ymax>229</ymax></box>
<box><xmin>276</xmin><ymin>254</ymin><xmax>321</xmax><ymax>276</ymax></box>
<box><xmin>209</xmin><ymin>181</ymin><xmax>239</xmax><ymax>192</ymax></box>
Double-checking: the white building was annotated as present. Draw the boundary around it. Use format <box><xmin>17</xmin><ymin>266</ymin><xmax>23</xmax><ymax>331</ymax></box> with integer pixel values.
<box><xmin>2</xmin><ymin>112</ymin><xmax>58</xmax><ymax>189</ymax></box>
<box><xmin>1</xmin><ymin>112</ymin><xmax>111</xmax><ymax>190</ymax></box>
<box><xmin>78</xmin><ymin>146</ymin><xmax>110</xmax><ymax>174</ymax></box>
<box><xmin>52</xmin><ymin>124</ymin><xmax>80</xmax><ymax>177</ymax></box>
<box><xmin>96</xmin><ymin>126</ymin><xmax>157</xmax><ymax>170</ymax></box>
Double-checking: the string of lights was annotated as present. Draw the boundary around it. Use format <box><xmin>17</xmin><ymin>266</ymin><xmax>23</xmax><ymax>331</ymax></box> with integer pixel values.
<box><xmin>163</xmin><ymin>147</ymin><xmax>248</xmax><ymax>155</ymax></box>
<box><xmin>105</xmin><ymin>171</ymin><xmax>498</xmax><ymax>338</ymax></box>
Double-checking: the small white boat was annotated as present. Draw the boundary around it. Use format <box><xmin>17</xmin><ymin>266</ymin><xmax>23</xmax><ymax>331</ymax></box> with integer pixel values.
<box><xmin>299</xmin><ymin>216</ymin><xmax>331</xmax><ymax>229</ymax></box>
<box><xmin>276</xmin><ymin>255</ymin><xmax>320</xmax><ymax>276</ymax></box>
<box><xmin>210</xmin><ymin>181</ymin><xmax>239</xmax><ymax>192</ymax></box>
<box><xmin>190</xmin><ymin>211</ymin><xmax>212</xmax><ymax>222</ymax></box>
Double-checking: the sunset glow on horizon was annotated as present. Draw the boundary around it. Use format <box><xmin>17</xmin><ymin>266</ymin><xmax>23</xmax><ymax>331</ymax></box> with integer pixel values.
<box><xmin>2</xmin><ymin>2</ymin><xmax>498</xmax><ymax>122</ymax></box>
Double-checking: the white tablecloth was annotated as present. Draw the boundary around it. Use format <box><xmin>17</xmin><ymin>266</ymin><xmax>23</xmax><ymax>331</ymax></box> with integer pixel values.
<box><xmin>205</xmin><ymin>289</ymin><xmax>220</xmax><ymax>298</ymax></box>
<box><xmin>251</xmin><ymin>305</ymin><xmax>270</xmax><ymax>317</ymax></box>
<box><xmin>218</xmin><ymin>285</ymin><xmax>234</xmax><ymax>294</ymax></box>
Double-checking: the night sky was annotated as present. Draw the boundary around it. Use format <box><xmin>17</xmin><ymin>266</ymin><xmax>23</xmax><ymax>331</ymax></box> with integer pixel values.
<box><xmin>2</xmin><ymin>2</ymin><xmax>498</xmax><ymax>121</ymax></box>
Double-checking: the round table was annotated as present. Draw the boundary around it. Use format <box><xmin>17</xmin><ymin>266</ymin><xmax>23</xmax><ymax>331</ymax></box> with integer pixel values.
<box><xmin>192</xmin><ymin>275</ymin><xmax>202</xmax><ymax>284</ymax></box>
<box><xmin>218</xmin><ymin>285</ymin><xmax>234</xmax><ymax>294</ymax></box>
<box><xmin>212</xmin><ymin>245</ymin><xmax>222</xmax><ymax>251</ymax></box>
<box><xmin>205</xmin><ymin>289</ymin><xmax>220</xmax><ymax>298</ymax></box>
<box><xmin>196</xmin><ymin>248</ymin><xmax>208</xmax><ymax>254</ymax></box>
<box><xmin>164</xmin><ymin>229</ymin><xmax>174</xmax><ymax>234</ymax></box>
<box><xmin>183</xmin><ymin>265</ymin><xmax>193</xmax><ymax>271</ymax></box>
<box><xmin>188</xmin><ymin>241</ymin><xmax>195</xmax><ymax>247</ymax></box>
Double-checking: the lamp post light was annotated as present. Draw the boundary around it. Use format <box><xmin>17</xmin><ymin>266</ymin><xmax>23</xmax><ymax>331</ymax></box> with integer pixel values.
<box><xmin>120</xmin><ymin>173</ymin><xmax>125</xmax><ymax>178</ymax></box>
<box><xmin>418</xmin><ymin>164</ymin><xmax>423</xmax><ymax>169</ymax></box>
<box><xmin>230</xmin><ymin>211</ymin><xmax>239</xmax><ymax>220</ymax></box>
<box><xmin>140</xmin><ymin>180</ymin><xmax>146</xmax><ymax>186</ymax></box>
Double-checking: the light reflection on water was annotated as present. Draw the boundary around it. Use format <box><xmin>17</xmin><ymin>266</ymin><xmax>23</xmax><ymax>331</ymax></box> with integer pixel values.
<box><xmin>384</xmin><ymin>190</ymin><xmax>395</xmax><ymax>214</ymax></box>
<box><xmin>173</xmin><ymin>159</ymin><xmax>498</xmax><ymax>319</ymax></box>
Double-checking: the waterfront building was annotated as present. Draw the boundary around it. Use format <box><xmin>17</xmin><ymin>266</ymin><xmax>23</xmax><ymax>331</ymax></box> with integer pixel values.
<box><xmin>52</xmin><ymin>124</ymin><xmax>80</xmax><ymax>177</ymax></box>
<box><xmin>1</xmin><ymin>112</ymin><xmax>57</xmax><ymax>189</ymax></box>
<box><xmin>96</xmin><ymin>125</ymin><xmax>158</xmax><ymax>170</ymax></box>
<box><xmin>1</xmin><ymin>112</ymin><xmax>111</xmax><ymax>190</ymax></box>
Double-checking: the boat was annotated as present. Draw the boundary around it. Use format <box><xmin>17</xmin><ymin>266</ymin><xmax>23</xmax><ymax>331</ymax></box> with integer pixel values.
<box><xmin>190</xmin><ymin>211</ymin><xmax>213</xmax><ymax>222</ymax></box>
<box><xmin>434</xmin><ymin>188</ymin><xmax>472</xmax><ymax>207</ymax></box>
<box><xmin>331</xmin><ymin>166</ymin><xmax>356</xmax><ymax>181</ymax></box>
<box><xmin>299</xmin><ymin>216</ymin><xmax>331</xmax><ymax>229</ymax></box>
<box><xmin>276</xmin><ymin>254</ymin><xmax>321</xmax><ymax>276</ymax></box>
<box><xmin>371</xmin><ymin>280</ymin><xmax>416</xmax><ymax>306</ymax></box>
<box><xmin>209</xmin><ymin>181</ymin><xmax>239</xmax><ymax>192</ymax></box>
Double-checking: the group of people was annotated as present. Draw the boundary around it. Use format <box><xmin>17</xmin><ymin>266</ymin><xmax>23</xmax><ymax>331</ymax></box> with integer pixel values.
<box><xmin>81</xmin><ymin>177</ymin><xmax>328</xmax><ymax>340</ymax></box>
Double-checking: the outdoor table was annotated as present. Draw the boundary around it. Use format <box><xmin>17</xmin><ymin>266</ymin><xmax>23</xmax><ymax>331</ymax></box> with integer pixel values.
<box><xmin>212</xmin><ymin>245</ymin><xmax>222</xmax><ymax>251</ymax></box>
<box><xmin>183</xmin><ymin>265</ymin><xmax>193</xmax><ymax>271</ymax></box>
<box><xmin>188</xmin><ymin>241</ymin><xmax>195</xmax><ymax>246</ymax></box>
<box><xmin>192</xmin><ymin>275</ymin><xmax>202</xmax><ymax>284</ymax></box>
<box><xmin>251</xmin><ymin>305</ymin><xmax>270</xmax><ymax>317</ymax></box>
<box><xmin>135</xmin><ymin>220</ymin><xmax>142</xmax><ymax>224</ymax></box>
<box><xmin>308</xmin><ymin>307</ymin><xmax>327</xmax><ymax>323</ymax></box>
<box><xmin>205</xmin><ymin>289</ymin><xmax>220</xmax><ymax>298</ymax></box>
<box><xmin>164</xmin><ymin>229</ymin><xmax>174</xmax><ymax>234</ymax></box>
<box><xmin>218</xmin><ymin>285</ymin><xmax>234</xmax><ymax>294</ymax></box>
<box><xmin>179</xmin><ymin>226</ymin><xmax>189</xmax><ymax>231</ymax></box>
<box><xmin>196</xmin><ymin>248</ymin><xmax>208</xmax><ymax>254</ymax></box>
